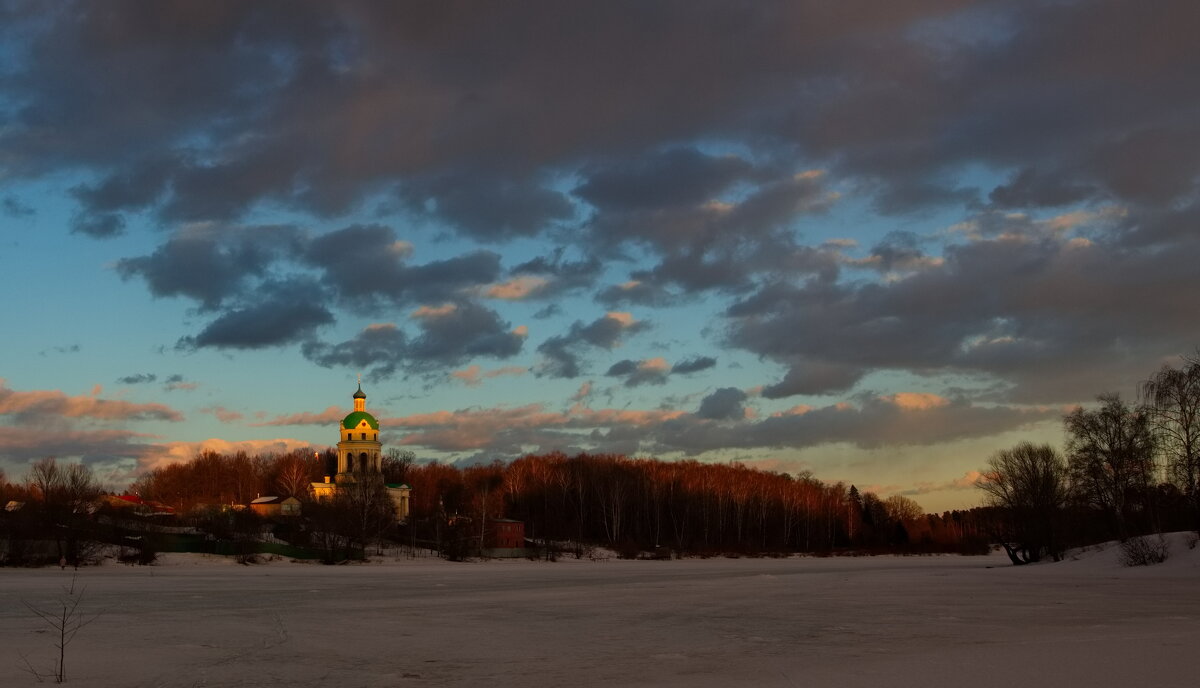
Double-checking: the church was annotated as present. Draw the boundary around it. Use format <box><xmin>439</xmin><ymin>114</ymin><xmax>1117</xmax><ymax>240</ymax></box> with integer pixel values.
<box><xmin>311</xmin><ymin>383</ymin><xmax>411</xmax><ymax>522</ymax></box>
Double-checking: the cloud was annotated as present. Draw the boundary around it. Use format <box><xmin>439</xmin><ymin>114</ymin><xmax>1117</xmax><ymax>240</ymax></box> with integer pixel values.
<box><xmin>4</xmin><ymin>0</ymin><xmax>1200</xmax><ymax>460</ymax></box>
<box><xmin>71</xmin><ymin>212</ymin><xmax>125</xmax><ymax>238</ymax></box>
<box><xmin>671</xmin><ymin>356</ymin><xmax>717</xmax><ymax>375</ymax></box>
<box><xmin>136</xmin><ymin>438</ymin><xmax>318</xmax><ymax>473</ymax></box>
<box><xmin>116</xmin><ymin>223</ymin><xmax>302</xmax><ymax>310</ymax></box>
<box><xmin>575</xmin><ymin>147</ymin><xmax>752</xmax><ymax>212</ymax></box>
<box><xmin>3</xmin><ymin>1</ymin><xmax>1197</xmax><ymax>236</ymax></box>
<box><xmin>537</xmin><ymin>312</ymin><xmax>650</xmax><ymax>378</ymax></box>
<box><xmin>696</xmin><ymin>387</ymin><xmax>748</xmax><ymax>420</ymax></box>
<box><xmin>201</xmin><ymin>406</ymin><xmax>244</xmax><ymax>423</ymax></box>
<box><xmin>732</xmin><ymin>225</ymin><xmax>1200</xmax><ymax>402</ymax></box>
<box><xmin>401</xmin><ymin>172</ymin><xmax>574</xmax><ymax>241</ymax></box>
<box><xmin>595</xmin><ymin>279</ymin><xmax>679</xmax><ymax>308</ymax></box>
<box><xmin>117</xmin><ymin>373</ymin><xmax>157</xmax><ymax>385</ymax></box>
<box><xmin>0</xmin><ymin>379</ymin><xmax>182</xmax><ymax>422</ymax></box>
<box><xmin>161</xmin><ymin>374</ymin><xmax>197</xmax><ymax>392</ymax></box>
<box><xmin>570</xmin><ymin>382</ymin><xmax>593</xmax><ymax>403</ymax></box>
<box><xmin>304</xmin><ymin>301</ymin><xmax>526</xmax><ymax>378</ymax></box>
<box><xmin>254</xmin><ymin>406</ymin><xmax>347</xmax><ymax>427</ymax></box>
<box><xmin>451</xmin><ymin>365</ymin><xmax>527</xmax><ymax>387</ymax></box>
<box><xmin>605</xmin><ymin>357</ymin><xmax>670</xmax><ymax>387</ymax></box>
<box><xmin>896</xmin><ymin>470</ymin><xmax>986</xmax><ymax>497</ymax></box>
<box><xmin>483</xmin><ymin>276</ymin><xmax>550</xmax><ymax>301</ymax></box>
<box><xmin>39</xmin><ymin>344</ymin><xmax>80</xmax><ymax>357</ymax></box>
<box><xmin>381</xmin><ymin>403</ymin><xmax>687</xmax><ymax>455</ymax></box>
<box><xmin>370</xmin><ymin>393</ymin><xmax>1051</xmax><ymax>460</ymax></box>
<box><xmin>507</xmin><ymin>251</ymin><xmax>604</xmax><ymax>298</ymax></box>
<box><xmin>304</xmin><ymin>224</ymin><xmax>502</xmax><ymax>311</ymax></box>
<box><xmin>178</xmin><ymin>279</ymin><xmax>334</xmax><ymax>350</ymax></box>
<box><xmin>2</xmin><ymin>196</ymin><xmax>34</xmax><ymax>217</ymax></box>
<box><xmin>0</xmin><ymin>426</ymin><xmax>158</xmax><ymax>467</ymax></box>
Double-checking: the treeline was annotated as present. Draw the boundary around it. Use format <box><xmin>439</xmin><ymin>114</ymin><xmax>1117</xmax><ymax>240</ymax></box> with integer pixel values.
<box><xmin>420</xmin><ymin>454</ymin><xmax>991</xmax><ymax>554</ymax></box>
<box><xmin>122</xmin><ymin>448</ymin><xmax>993</xmax><ymax>555</ymax></box>
<box><xmin>978</xmin><ymin>354</ymin><xmax>1200</xmax><ymax>565</ymax></box>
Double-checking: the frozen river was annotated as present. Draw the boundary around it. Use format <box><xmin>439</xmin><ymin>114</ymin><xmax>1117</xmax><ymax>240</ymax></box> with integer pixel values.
<box><xmin>2</xmin><ymin>540</ymin><xmax>1198</xmax><ymax>687</ymax></box>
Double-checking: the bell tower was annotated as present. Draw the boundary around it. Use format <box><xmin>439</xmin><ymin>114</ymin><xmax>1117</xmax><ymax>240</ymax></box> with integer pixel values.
<box><xmin>335</xmin><ymin>379</ymin><xmax>382</xmax><ymax>482</ymax></box>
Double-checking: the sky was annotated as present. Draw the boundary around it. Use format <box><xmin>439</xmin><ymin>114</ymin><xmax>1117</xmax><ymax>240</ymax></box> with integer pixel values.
<box><xmin>1</xmin><ymin>1</ymin><xmax>1198</xmax><ymax>512</ymax></box>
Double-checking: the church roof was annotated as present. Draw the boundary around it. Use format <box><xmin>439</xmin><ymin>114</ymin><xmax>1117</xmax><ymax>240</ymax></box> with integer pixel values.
<box><xmin>342</xmin><ymin>410</ymin><xmax>379</xmax><ymax>430</ymax></box>
<box><xmin>353</xmin><ymin>383</ymin><xmax>366</xmax><ymax>399</ymax></box>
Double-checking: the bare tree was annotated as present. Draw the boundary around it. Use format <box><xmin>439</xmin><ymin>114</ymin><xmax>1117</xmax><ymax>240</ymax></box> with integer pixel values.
<box><xmin>339</xmin><ymin>471</ymin><xmax>396</xmax><ymax>554</ymax></box>
<box><xmin>977</xmin><ymin>442</ymin><xmax>1071</xmax><ymax>563</ymax></box>
<box><xmin>27</xmin><ymin>459</ymin><xmax>102</xmax><ymax>566</ymax></box>
<box><xmin>1064</xmin><ymin>394</ymin><xmax>1156</xmax><ymax>538</ymax></box>
<box><xmin>1141</xmin><ymin>354</ymin><xmax>1200</xmax><ymax>531</ymax></box>
<box><xmin>274</xmin><ymin>454</ymin><xmax>314</xmax><ymax>500</ymax></box>
<box><xmin>382</xmin><ymin>449</ymin><xmax>415</xmax><ymax>484</ymax></box>
<box><xmin>883</xmin><ymin>495</ymin><xmax>924</xmax><ymax>523</ymax></box>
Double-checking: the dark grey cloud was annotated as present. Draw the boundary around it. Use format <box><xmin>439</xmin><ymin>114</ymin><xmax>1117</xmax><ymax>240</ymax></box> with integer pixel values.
<box><xmin>70</xmin><ymin>154</ymin><xmax>177</xmax><ymax>214</ymax></box>
<box><xmin>605</xmin><ymin>359</ymin><xmax>638</xmax><ymax>377</ymax></box>
<box><xmin>732</xmin><ymin>227</ymin><xmax>1200</xmax><ymax>403</ymax></box>
<box><xmin>696</xmin><ymin>387</ymin><xmax>747</xmax><ymax>420</ymax></box>
<box><xmin>672</xmin><ymin>356</ymin><xmax>717</xmax><ymax>375</ymax></box>
<box><xmin>2</xmin><ymin>196</ymin><xmax>34</xmax><ymax>217</ymax></box>
<box><xmin>642</xmin><ymin>396</ymin><xmax>1055</xmax><ymax>456</ymax></box>
<box><xmin>532</xmin><ymin>304</ymin><xmax>562</xmax><ymax>319</ymax></box>
<box><xmin>393</xmin><ymin>391</ymin><xmax>1058</xmax><ymax>459</ymax></box>
<box><xmin>71</xmin><ymin>212</ymin><xmax>125</xmax><ymax>238</ymax></box>
<box><xmin>536</xmin><ymin>312</ymin><xmax>650</xmax><ymax>379</ymax></box>
<box><xmin>595</xmin><ymin>278</ymin><xmax>679</xmax><ymax>308</ymax></box>
<box><xmin>39</xmin><ymin>344</ymin><xmax>80</xmax><ymax>357</ymax></box>
<box><xmin>987</xmin><ymin>168</ymin><xmax>1096</xmax><ymax>209</ymax></box>
<box><xmin>304</xmin><ymin>224</ymin><xmax>501</xmax><ymax>310</ymax></box>
<box><xmin>575</xmin><ymin>148</ymin><xmax>752</xmax><ymax>212</ymax></box>
<box><xmin>304</xmin><ymin>300</ymin><xmax>525</xmax><ymax>378</ymax></box>
<box><xmin>178</xmin><ymin>279</ymin><xmax>334</xmax><ymax>350</ymax></box>
<box><xmin>3</xmin><ymin>1</ymin><xmax>1197</xmax><ymax>237</ymax></box>
<box><xmin>859</xmin><ymin>231</ymin><xmax>935</xmax><ymax>273</ymax></box>
<box><xmin>303</xmin><ymin>324</ymin><xmax>409</xmax><ymax>379</ymax></box>
<box><xmin>509</xmin><ymin>250</ymin><xmax>604</xmax><ymax>297</ymax></box>
<box><xmin>401</xmin><ymin>173</ymin><xmax>574</xmax><ymax>241</ymax></box>
<box><xmin>2</xmin><ymin>0</ymin><xmax>1199</xmax><ymax>424</ymax></box>
<box><xmin>116</xmin><ymin>224</ymin><xmax>301</xmax><ymax>309</ymax></box>
<box><xmin>407</xmin><ymin>301</ymin><xmax>525</xmax><ymax>365</ymax></box>
<box><xmin>761</xmin><ymin>361</ymin><xmax>866</xmax><ymax>399</ymax></box>
<box><xmin>604</xmin><ymin>358</ymin><xmax>669</xmax><ymax>388</ymax></box>
<box><xmin>117</xmin><ymin>373</ymin><xmax>157</xmax><ymax>385</ymax></box>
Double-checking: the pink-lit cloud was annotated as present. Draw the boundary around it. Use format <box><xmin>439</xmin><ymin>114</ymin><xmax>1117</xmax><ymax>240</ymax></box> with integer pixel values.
<box><xmin>0</xmin><ymin>379</ymin><xmax>183</xmax><ymax>422</ymax></box>
<box><xmin>253</xmin><ymin>406</ymin><xmax>346</xmax><ymax>427</ymax></box>
<box><xmin>137</xmin><ymin>437</ymin><xmax>318</xmax><ymax>473</ymax></box>
<box><xmin>201</xmin><ymin>406</ymin><xmax>244</xmax><ymax>423</ymax></box>
<box><xmin>482</xmin><ymin>276</ymin><xmax>550</xmax><ymax>300</ymax></box>
<box><xmin>0</xmin><ymin>426</ymin><xmax>159</xmax><ymax>464</ymax></box>
<box><xmin>450</xmin><ymin>365</ymin><xmax>528</xmax><ymax>387</ymax></box>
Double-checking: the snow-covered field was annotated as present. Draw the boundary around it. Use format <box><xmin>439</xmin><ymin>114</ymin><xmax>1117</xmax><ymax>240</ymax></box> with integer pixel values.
<box><xmin>2</xmin><ymin>536</ymin><xmax>1199</xmax><ymax>688</ymax></box>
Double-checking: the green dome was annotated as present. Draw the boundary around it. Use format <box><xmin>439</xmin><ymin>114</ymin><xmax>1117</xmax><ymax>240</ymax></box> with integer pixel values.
<box><xmin>342</xmin><ymin>411</ymin><xmax>379</xmax><ymax>430</ymax></box>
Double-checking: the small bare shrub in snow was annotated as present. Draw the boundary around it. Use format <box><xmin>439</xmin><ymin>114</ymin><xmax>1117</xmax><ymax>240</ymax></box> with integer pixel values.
<box><xmin>20</xmin><ymin>572</ymin><xmax>102</xmax><ymax>683</ymax></box>
<box><xmin>1119</xmin><ymin>535</ymin><xmax>1170</xmax><ymax>567</ymax></box>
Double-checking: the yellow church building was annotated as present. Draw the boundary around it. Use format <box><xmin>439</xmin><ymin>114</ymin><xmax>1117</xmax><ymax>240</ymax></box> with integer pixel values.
<box><xmin>312</xmin><ymin>383</ymin><xmax>411</xmax><ymax>522</ymax></box>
